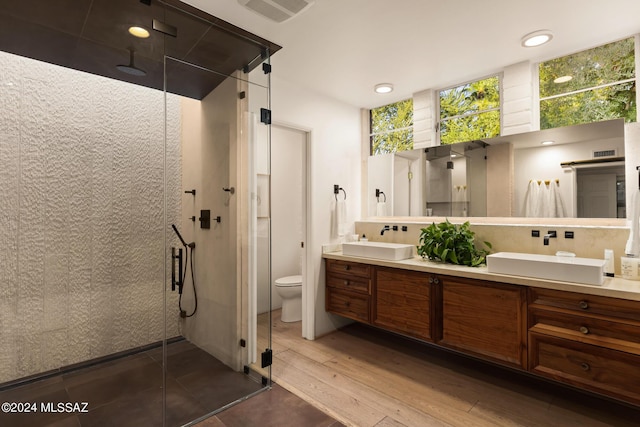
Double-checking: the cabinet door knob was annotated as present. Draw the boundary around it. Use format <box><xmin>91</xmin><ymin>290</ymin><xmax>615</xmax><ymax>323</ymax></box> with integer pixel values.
<box><xmin>343</xmin><ymin>265</ymin><xmax>351</xmax><ymax>271</ymax></box>
<box><xmin>581</xmin><ymin>362</ymin><xmax>590</xmax><ymax>371</ymax></box>
<box><xmin>428</xmin><ymin>277</ymin><xmax>434</xmax><ymax>284</ymax></box>
<box><xmin>579</xmin><ymin>326</ymin><xmax>590</xmax><ymax>335</ymax></box>
<box><xmin>578</xmin><ymin>300</ymin><xmax>589</xmax><ymax>310</ymax></box>
<box><xmin>433</xmin><ymin>278</ymin><xmax>440</xmax><ymax>285</ymax></box>
<box><xmin>343</xmin><ymin>280</ymin><xmax>349</xmax><ymax>286</ymax></box>
<box><xmin>345</xmin><ymin>301</ymin><xmax>351</xmax><ymax>308</ymax></box>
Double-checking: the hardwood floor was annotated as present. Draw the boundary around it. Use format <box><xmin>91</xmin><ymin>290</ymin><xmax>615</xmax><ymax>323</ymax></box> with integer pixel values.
<box><xmin>263</xmin><ymin>310</ymin><xmax>640</xmax><ymax>427</ymax></box>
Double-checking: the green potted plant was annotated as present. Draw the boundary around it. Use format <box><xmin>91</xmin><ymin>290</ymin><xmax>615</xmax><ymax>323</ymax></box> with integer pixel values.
<box><xmin>417</xmin><ymin>220</ymin><xmax>492</xmax><ymax>267</ymax></box>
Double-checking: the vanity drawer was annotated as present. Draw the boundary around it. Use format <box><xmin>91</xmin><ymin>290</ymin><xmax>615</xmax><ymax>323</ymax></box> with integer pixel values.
<box><xmin>326</xmin><ymin>275</ymin><xmax>370</xmax><ymax>294</ymax></box>
<box><xmin>529</xmin><ymin>288</ymin><xmax>640</xmax><ymax>322</ymax></box>
<box><xmin>530</xmin><ymin>307</ymin><xmax>640</xmax><ymax>349</ymax></box>
<box><xmin>326</xmin><ymin>288</ymin><xmax>371</xmax><ymax>323</ymax></box>
<box><xmin>529</xmin><ymin>332</ymin><xmax>640</xmax><ymax>405</ymax></box>
<box><xmin>326</xmin><ymin>259</ymin><xmax>371</xmax><ymax>279</ymax></box>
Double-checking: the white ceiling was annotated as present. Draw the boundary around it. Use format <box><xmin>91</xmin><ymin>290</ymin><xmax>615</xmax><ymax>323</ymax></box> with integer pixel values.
<box><xmin>182</xmin><ymin>0</ymin><xmax>640</xmax><ymax>109</ymax></box>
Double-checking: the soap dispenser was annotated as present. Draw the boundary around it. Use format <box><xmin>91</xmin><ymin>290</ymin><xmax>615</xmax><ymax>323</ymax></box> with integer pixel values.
<box><xmin>604</xmin><ymin>249</ymin><xmax>614</xmax><ymax>277</ymax></box>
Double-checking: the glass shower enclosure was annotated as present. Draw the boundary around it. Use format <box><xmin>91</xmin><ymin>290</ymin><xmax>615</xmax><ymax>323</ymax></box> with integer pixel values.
<box><xmin>0</xmin><ymin>1</ymin><xmax>274</xmax><ymax>425</ymax></box>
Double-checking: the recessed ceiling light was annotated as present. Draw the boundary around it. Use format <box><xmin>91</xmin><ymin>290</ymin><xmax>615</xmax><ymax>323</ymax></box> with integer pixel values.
<box><xmin>554</xmin><ymin>75</ymin><xmax>573</xmax><ymax>83</ymax></box>
<box><xmin>541</xmin><ymin>140</ymin><xmax>554</xmax><ymax>145</ymax></box>
<box><xmin>129</xmin><ymin>26</ymin><xmax>150</xmax><ymax>38</ymax></box>
<box><xmin>374</xmin><ymin>83</ymin><xmax>393</xmax><ymax>94</ymax></box>
<box><xmin>521</xmin><ymin>30</ymin><xmax>553</xmax><ymax>47</ymax></box>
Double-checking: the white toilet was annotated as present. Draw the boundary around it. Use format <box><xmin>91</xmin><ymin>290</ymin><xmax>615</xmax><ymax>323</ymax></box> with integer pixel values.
<box><xmin>275</xmin><ymin>275</ymin><xmax>302</xmax><ymax>322</ymax></box>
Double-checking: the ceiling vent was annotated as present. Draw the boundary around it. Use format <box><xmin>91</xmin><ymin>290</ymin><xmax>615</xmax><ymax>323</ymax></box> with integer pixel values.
<box><xmin>238</xmin><ymin>0</ymin><xmax>314</xmax><ymax>23</ymax></box>
<box><xmin>592</xmin><ymin>149</ymin><xmax>617</xmax><ymax>159</ymax></box>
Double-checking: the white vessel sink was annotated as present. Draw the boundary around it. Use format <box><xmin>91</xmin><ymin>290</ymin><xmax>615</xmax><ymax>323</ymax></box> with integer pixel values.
<box><xmin>342</xmin><ymin>241</ymin><xmax>414</xmax><ymax>261</ymax></box>
<box><xmin>486</xmin><ymin>252</ymin><xmax>605</xmax><ymax>286</ymax></box>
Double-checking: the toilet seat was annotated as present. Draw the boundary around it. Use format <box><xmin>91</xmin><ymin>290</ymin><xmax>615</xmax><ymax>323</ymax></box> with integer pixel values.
<box><xmin>275</xmin><ymin>275</ymin><xmax>302</xmax><ymax>287</ymax></box>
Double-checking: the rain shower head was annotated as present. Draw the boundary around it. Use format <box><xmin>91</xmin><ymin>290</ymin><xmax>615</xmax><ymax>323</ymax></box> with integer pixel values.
<box><xmin>117</xmin><ymin>49</ymin><xmax>146</xmax><ymax>76</ymax></box>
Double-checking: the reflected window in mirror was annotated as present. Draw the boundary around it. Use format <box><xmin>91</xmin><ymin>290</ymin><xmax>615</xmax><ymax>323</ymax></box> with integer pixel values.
<box><xmin>539</xmin><ymin>37</ymin><xmax>637</xmax><ymax>130</ymax></box>
<box><xmin>370</xmin><ymin>99</ymin><xmax>414</xmax><ymax>155</ymax></box>
<box><xmin>438</xmin><ymin>75</ymin><xmax>501</xmax><ymax>145</ymax></box>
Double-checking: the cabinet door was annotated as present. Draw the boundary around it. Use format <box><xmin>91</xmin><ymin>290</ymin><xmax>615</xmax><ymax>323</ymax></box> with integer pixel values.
<box><xmin>373</xmin><ymin>267</ymin><xmax>437</xmax><ymax>341</ymax></box>
<box><xmin>440</xmin><ymin>277</ymin><xmax>527</xmax><ymax>368</ymax></box>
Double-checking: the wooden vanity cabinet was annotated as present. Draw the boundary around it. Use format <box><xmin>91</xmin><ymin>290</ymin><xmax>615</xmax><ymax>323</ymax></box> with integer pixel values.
<box><xmin>439</xmin><ymin>276</ymin><xmax>527</xmax><ymax>369</ymax></box>
<box><xmin>325</xmin><ymin>259</ymin><xmax>372</xmax><ymax>323</ymax></box>
<box><xmin>324</xmin><ymin>258</ymin><xmax>640</xmax><ymax>406</ymax></box>
<box><xmin>528</xmin><ymin>288</ymin><xmax>640</xmax><ymax>405</ymax></box>
<box><xmin>372</xmin><ymin>267</ymin><xmax>440</xmax><ymax>342</ymax></box>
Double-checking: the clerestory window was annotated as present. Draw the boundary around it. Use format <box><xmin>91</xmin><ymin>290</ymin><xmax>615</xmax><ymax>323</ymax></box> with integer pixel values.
<box><xmin>438</xmin><ymin>75</ymin><xmax>501</xmax><ymax>145</ymax></box>
<box><xmin>370</xmin><ymin>99</ymin><xmax>414</xmax><ymax>155</ymax></box>
<box><xmin>539</xmin><ymin>37</ymin><xmax>637</xmax><ymax>129</ymax></box>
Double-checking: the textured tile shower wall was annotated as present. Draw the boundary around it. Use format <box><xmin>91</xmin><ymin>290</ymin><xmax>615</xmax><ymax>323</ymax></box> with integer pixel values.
<box><xmin>0</xmin><ymin>51</ymin><xmax>182</xmax><ymax>383</ymax></box>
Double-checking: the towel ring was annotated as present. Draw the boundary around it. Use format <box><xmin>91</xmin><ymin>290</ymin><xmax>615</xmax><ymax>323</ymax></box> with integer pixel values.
<box><xmin>376</xmin><ymin>189</ymin><xmax>386</xmax><ymax>203</ymax></box>
<box><xmin>334</xmin><ymin>184</ymin><xmax>347</xmax><ymax>201</ymax></box>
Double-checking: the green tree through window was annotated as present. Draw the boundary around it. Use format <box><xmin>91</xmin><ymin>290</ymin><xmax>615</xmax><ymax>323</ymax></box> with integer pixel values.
<box><xmin>539</xmin><ymin>37</ymin><xmax>636</xmax><ymax>129</ymax></box>
<box><xmin>370</xmin><ymin>99</ymin><xmax>413</xmax><ymax>155</ymax></box>
<box><xmin>439</xmin><ymin>76</ymin><xmax>500</xmax><ymax>145</ymax></box>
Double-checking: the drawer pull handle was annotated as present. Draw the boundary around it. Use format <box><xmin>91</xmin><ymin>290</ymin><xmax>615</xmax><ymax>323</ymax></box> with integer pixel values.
<box><xmin>344</xmin><ymin>280</ymin><xmax>350</xmax><ymax>286</ymax></box>
<box><xmin>581</xmin><ymin>362</ymin><xmax>590</xmax><ymax>371</ymax></box>
<box><xmin>345</xmin><ymin>301</ymin><xmax>351</xmax><ymax>308</ymax></box>
<box><xmin>579</xmin><ymin>326</ymin><xmax>590</xmax><ymax>335</ymax></box>
<box><xmin>343</xmin><ymin>265</ymin><xmax>351</xmax><ymax>271</ymax></box>
<box><xmin>578</xmin><ymin>300</ymin><xmax>589</xmax><ymax>310</ymax></box>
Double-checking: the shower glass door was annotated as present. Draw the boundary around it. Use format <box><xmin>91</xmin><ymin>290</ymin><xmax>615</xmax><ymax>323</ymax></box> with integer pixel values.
<box><xmin>162</xmin><ymin>15</ymin><xmax>272</xmax><ymax>427</ymax></box>
<box><xmin>0</xmin><ymin>2</ymin><xmax>272</xmax><ymax>427</ymax></box>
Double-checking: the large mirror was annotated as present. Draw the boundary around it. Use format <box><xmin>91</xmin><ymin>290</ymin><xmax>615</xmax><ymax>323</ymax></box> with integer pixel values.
<box><xmin>368</xmin><ymin>118</ymin><xmax>627</xmax><ymax>219</ymax></box>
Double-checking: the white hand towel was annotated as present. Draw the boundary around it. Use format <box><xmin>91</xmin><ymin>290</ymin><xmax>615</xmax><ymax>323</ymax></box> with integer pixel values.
<box><xmin>626</xmin><ymin>189</ymin><xmax>640</xmax><ymax>256</ymax></box>
<box><xmin>376</xmin><ymin>202</ymin><xmax>387</xmax><ymax>216</ymax></box>
<box><xmin>524</xmin><ymin>181</ymin><xmax>540</xmax><ymax>217</ymax></box>
<box><xmin>335</xmin><ymin>199</ymin><xmax>347</xmax><ymax>237</ymax></box>
<box><xmin>551</xmin><ymin>181</ymin><xmax>566</xmax><ymax>217</ymax></box>
<box><xmin>541</xmin><ymin>182</ymin><xmax>554</xmax><ymax>217</ymax></box>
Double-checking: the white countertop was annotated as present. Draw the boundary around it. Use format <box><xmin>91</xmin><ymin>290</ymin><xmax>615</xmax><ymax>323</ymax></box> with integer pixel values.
<box><xmin>322</xmin><ymin>251</ymin><xmax>640</xmax><ymax>302</ymax></box>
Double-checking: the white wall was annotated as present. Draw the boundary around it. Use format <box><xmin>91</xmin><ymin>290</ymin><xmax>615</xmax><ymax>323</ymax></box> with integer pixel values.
<box><xmin>270</xmin><ymin>125</ymin><xmax>305</xmax><ymax>309</ymax></box>
<box><xmin>367</xmin><ymin>153</ymin><xmax>393</xmax><ymax>216</ymax></box>
<box><xmin>180</xmin><ymin>75</ymin><xmax>243</xmax><ymax>369</ymax></box>
<box><xmin>271</xmin><ymin>72</ymin><xmax>362</xmax><ymax>339</ymax></box>
<box><xmin>0</xmin><ymin>51</ymin><xmax>181</xmax><ymax>383</ymax></box>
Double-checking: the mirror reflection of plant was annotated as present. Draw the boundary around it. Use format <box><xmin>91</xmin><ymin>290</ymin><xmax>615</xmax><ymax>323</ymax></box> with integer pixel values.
<box><xmin>417</xmin><ymin>220</ymin><xmax>492</xmax><ymax>267</ymax></box>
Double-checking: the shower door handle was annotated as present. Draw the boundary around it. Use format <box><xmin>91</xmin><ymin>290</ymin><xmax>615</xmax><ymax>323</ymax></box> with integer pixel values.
<box><xmin>171</xmin><ymin>247</ymin><xmax>183</xmax><ymax>292</ymax></box>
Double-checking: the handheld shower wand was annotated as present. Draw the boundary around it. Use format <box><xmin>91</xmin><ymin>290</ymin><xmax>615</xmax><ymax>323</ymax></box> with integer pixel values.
<box><xmin>171</xmin><ymin>224</ymin><xmax>198</xmax><ymax>317</ymax></box>
<box><xmin>172</xmin><ymin>224</ymin><xmax>195</xmax><ymax>249</ymax></box>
